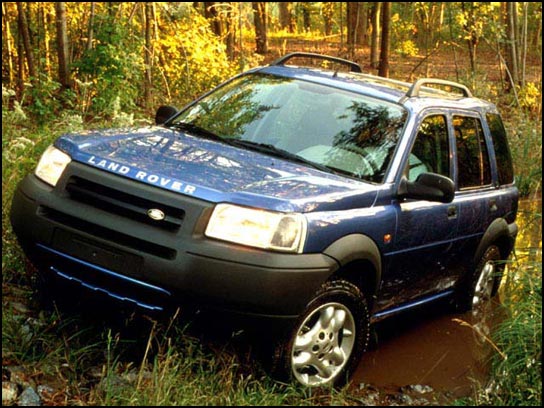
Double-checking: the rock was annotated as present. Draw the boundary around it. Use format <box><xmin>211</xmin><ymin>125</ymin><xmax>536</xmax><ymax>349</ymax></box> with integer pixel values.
<box><xmin>397</xmin><ymin>393</ymin><xmax>414</xmax><ymax>405</ymax></box>
<box><xmin>2</xmin><ymin>381</ymin><xmax>19</xmax><ymax>405</ymax></box>
<box><xmin>120</xmin><ymin>368</ymin><xmax>153</xmax><ymax>384</ymax></box>
<box><xmin>10</xmin><ymin>301</ymin><xmax>30</xmax><ymax>314</ymax></box>
<box><xmin>410</xmin><ymin>384</ymin><xmax>434</xmax><ymax>394</ymax></box>
<box><xmin>88</xmin><ymin>365</ymin><xmax>105</xmax><ymax>379</ymax></box>
<box><xmin>37</xmin><ymin>384</ymin><xmax>54</xmax><ymax>399</ymax></box>
<box><xmin>7</xmin><ymin>366</ymin><xmax>34</xmax><ymax>388</ymax></box>
<box><xmin>359</xmin><ymin>390</ymin><xmax>380</xmax><ymax>405</ymax></box>
<box><xmin>18</xmin><ymin>386</ymin><xmax>41</xmax><ymax>406</ymax></box>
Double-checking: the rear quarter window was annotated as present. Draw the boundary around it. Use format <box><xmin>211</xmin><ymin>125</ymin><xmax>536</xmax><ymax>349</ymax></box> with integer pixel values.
<box><xmin>486</xmin><ymin>113</ymin><xmax>514</xmax><ymax>185</ymax></box>
<box><xmin>454</xmin><ymin>115</ymin><xmax>492</xmax><ymax>189</ymax></box>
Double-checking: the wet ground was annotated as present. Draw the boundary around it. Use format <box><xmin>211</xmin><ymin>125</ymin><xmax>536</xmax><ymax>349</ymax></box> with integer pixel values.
<box><xmin>351</xmin><ymin>196</ymin><xmax>542</xmax><ymax>403</ymax></box>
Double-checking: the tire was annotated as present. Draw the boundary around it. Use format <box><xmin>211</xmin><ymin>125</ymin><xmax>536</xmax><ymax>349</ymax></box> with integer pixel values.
<box><xmin>454</xmin><ymin>245</ymin><xmax>503</xmax><ymax>313</ymax></box>
<box><xmin>271</xmin><ymin>279</ymin><xmax>370</xmax><ymax>387</ymax></box>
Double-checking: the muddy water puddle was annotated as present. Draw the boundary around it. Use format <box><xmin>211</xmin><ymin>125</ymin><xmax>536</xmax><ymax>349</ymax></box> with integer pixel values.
<box><xmin>353</xmin><ymin>301</ymin><xmax>505</xmax><ymax>402</ymax></box>
<box><xmin>352</xmin><ymin>197</ymin><xmax>542</xmax><ymax>402</ymax></box>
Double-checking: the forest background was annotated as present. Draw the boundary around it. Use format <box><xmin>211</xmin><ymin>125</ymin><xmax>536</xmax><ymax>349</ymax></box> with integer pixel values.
<box><xmin>2</xmin><ymin>2</ymin><xmax>542</xmax><ymax>406</ymax></box>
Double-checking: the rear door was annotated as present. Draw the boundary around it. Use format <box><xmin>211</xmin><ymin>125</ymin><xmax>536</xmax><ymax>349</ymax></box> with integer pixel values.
<box><xmin>451</xmin><ymin>112</ymin><xmax>498</xmax><ymax>266</ymax></box>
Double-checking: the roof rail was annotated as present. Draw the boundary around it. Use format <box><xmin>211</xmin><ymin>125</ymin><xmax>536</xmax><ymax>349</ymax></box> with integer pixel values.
<box><xmin>406</xmin><ymin>78</ymin><xmax>473</xmax><ymax>98</ymax></box>
<box><xmin>269</xmin><ymin>52</ymin><xmax>362</xmax><ymax>73</ymax></box>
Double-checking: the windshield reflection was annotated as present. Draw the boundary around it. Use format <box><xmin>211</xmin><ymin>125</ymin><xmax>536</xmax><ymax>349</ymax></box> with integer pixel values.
<box><xmin>171</xmin><ymin>74</ymin><xmax>407</xmax><ymax>183</ymax></box>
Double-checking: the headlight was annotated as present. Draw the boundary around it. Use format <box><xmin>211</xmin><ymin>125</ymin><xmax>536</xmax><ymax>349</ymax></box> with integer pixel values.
<box><xmin>35</xmin><ymin>145</ymin><xmax>72</xmax><ymax>186</ymax></box>
<box><xmin>205</xmin><ymin>203</ymin><xmax>307</xmax><ymax>253</ymax></box>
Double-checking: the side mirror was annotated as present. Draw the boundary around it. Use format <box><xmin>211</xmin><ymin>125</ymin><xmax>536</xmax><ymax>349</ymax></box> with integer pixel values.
<box><xmin>398</xmin><ymin>172</ymin><xmax>455</xmax><ymax>203</ymax></box>
<box><xmin>155</xmin><ymin>105</ymin><xmax>179</xmax><ymax>125</ymax></box>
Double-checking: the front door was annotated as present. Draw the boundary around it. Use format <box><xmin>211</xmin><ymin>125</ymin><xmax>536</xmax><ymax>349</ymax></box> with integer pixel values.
<box><xmin>378</xmin><ymin>113</ymin><xmax>460</xmax><ymax>311</ymax></box>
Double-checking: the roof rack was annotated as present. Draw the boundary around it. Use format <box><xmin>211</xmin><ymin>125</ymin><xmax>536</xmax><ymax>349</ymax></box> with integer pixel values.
<box><xmin>269</xmin><ymin>52</ymin><xmax>362</xmax><ymax>73</ymax></box>
<box><xmin>405</xmin><ymin>78</ymin><xmax>472</xmax><ymax>98</ymax></box>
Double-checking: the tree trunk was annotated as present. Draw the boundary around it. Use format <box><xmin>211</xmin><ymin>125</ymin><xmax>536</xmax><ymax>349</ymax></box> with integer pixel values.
<box><xmin>252</xmin><ymin>2</ymin><xmax>267</xmax><ymax>54</ymax></box>
<box><xmin>532</xmin><ymin>3</ymin><xmax>541</xmax><ymax>47</ymax></box>
<box><xmin>347</xmin><ymin>2</ymin><xmax>368</xmax><ymax>61</ymax></box>
<box><xmin>520</xmin><ymin>1</ymin><xmax>528</xmax><ymax>87</ymax></box>
<box><xmin>301</xmin><ymin>3</ymin><xmax>311</xmax><ymax>32</ymax></box>
<box><xmin>346</xmin><ymin>2</ymin><xmax>357</xmax><ymax>55</ymax></box>
<box><xmin>279</xmin><ymin>2</ymin><xmax>295</xmax><ymax>33</ymax></box>
<box><xmin>378</xmin><ymin>2</ymin><xmax>391</xmax><ymax>77</ymax></box>
<box><xmin>225</xmin><ymin>2</ymin><xmax>236</xmax><ymax>60</ymax></box>
<box><xmin>16</xmin><ymin>2</ymin><xmax>36</xmax><ymax>82</ymax></box>
<box><xmin>87</xmin><ymin>2</ymin><xmax>95</xmax><ymax>51</ymax></box>
<box><xmin>360</xmin><ymin>3</ymin><xmax>368</xmax><ymax>46</ymax></box>
<box><xmin>506</xmin><ymin>1</ymin><xmax>519</xmax><ymax>87</ymax></box>
<box><xmin>461</xmin><ymin>3</ymin><xmax>478</xmax><ymax>75</ymax></box>
<box><xmin>54</xmin><ymin>2</ymin><xmax>71</xmax><ymax>90</ymax></box>
<box><xmin>144</xmin><ymin>2</ymin><xmax>153</xmax><ymax>110</ymax></box>
<box><xmin>17</xmin><ymin>25</ymin><xmax>25</xmax><ymax>99</ymax></box>
<box><xmin>39</xmin><ymin>3</ymin><xmax>52</xmax><ymax>76</ymax></box>
<box><xmin>370</xmin><ymin>2</ymin><xmax>380</xmax><ymax>69</ymax></box>
<box><xmin>322</xmin><ymin>2</ymin><xmax>334</xmax><ymax>36</ymax></box>
<box><xmin>2</xmin><ymin>3</ymin><xmax>14</xmax><ymax>86</ymax></box>
<box><xmin>204</xmin><ymin>2</ymin><xmax>222</xmax><ymax>37</ymax></box>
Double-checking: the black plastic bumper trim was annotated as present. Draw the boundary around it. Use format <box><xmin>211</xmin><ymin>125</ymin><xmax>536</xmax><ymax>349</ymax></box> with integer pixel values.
<box><xmin>38</xmin><ymin>244</ymin><xmax>172</xmax><ymax>297</ymax></box>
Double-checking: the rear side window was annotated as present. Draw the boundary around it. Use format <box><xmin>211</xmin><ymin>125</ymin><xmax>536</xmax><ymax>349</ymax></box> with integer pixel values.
<box><xmin>487</xmin><ymin>113</ymin><xmax>514</xmax><ymax>185</ymax></box>
<box><xmin>454</xmin><ymin>116</ymin><xmax>492</xmax><ymax>189</ymax></box>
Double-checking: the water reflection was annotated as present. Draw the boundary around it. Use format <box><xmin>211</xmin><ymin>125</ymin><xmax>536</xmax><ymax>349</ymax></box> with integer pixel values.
<box><xmin>352</xmin><ymin>197</ymin><xmax>542</xmax><ymax>399</ymax></box>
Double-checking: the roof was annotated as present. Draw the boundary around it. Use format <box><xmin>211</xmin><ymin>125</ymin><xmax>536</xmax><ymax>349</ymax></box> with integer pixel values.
<box><xmin>254</xmin><ymin>53</ymin><xmax>498</xmax><ymax>114</ymax></box>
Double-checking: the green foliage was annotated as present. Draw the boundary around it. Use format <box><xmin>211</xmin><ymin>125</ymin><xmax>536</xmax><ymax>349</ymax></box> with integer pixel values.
<box><xmin>518</xmin><ymin>82</ymin><xmax>542</xmax><ymax>117</ymax></box>
<box><xmin>24</xmin><ymin>74</ymin><xmax>63</xmax><ymax>122</ymax></box>
<box><xmin>2</xmin><ymin>86</ymin><xmax>26</xmax><ymax>126</ymax></box>
<box><xmin>463</xmin><ymin>260</ymin><xmax>542</xmax><ymax>406</ymax></box>
<box><xmin>156</xmin><ymin>10</ymin><xmax>238</xmax><ymax>106</ymax></box>
<box><xmin>391</xmin><ymin>9</ymin><xmax>419</xmax><ymax>53</ymax></box>
<box><xmin>492</xmin><ymin>261</ymin><xmax>542</xmax><ymax>405</ymax></box>
<box><xmin>504</xmin><ymin>114</ymin><xmax>542</xmax><ymax>197</ymax></box>
<box><xmin>395</xmin><ymin>40</ymin><xmax>420</xmax><ymax>58</ymax></box>
<box><xmin>1</xmin><ymin>98</ymin><xmax>86</xmax><ymax>285</ymax></box>
<box><xmin>466</xmin><ymin>76</ymin><xmax>541</xmax><ymax>198</ymax></box>
<box><xmin>455</xmin><ymin>2</ymin><xmax>498</xmax><ymax>44</ymax></box>
<box><xmin>72</xmin><ymin>17</ymin><xmax>142</xmax><ymax>118</ymax></box>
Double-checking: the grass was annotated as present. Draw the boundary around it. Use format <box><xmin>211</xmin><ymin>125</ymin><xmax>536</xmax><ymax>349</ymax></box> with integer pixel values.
<box><xmin>505</xmin><ymin>113</ymin><xmax>543</xmax><ymax>197</ymax></box>
<box><xmin>457</xmin><ymin>258</ymin><xmax>542</xmax><ymax>406</ymax></box>
<box><xmin>2</xmin><ymin>293</ymin><xmax>359</xmax><ymax>405</ymax></box>
<box><xmin>492</xmin><ymin>261</ymin><xmax>542</xmax><ymax>405</ymax></box>
<box><xmin>93</xmin><ymin>320</ymin><xmax>330</xmax><ymax>406</ymax></box>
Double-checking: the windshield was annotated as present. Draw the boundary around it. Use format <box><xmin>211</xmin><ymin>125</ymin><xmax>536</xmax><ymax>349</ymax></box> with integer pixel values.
<box><xmin>171</xmin><ymin>74</ymin><xmax>407</xmax><ymax>183</ymax></box>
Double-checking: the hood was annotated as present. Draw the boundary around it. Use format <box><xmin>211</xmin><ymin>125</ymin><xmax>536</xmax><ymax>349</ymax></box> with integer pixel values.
<box><xmin>56</xmin><ymin>126</ymin><xmax>379</xmax><ymax>212</ymax></box>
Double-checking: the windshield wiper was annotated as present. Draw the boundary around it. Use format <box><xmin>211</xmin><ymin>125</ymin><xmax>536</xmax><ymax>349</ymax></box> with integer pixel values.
<box><xmin>171</xmin><ymin>124</ymin><xmax>334</xmax><ymax>174</ymax></box>
<box><xmin>228</xmin><ymin>140</ymin><xmax>335</xmax><ymax>174</ymax></box>
<box><xmin>172</xmin><ymin>122</ymin><xmax>224</xmax><ymax>142</ymax></box>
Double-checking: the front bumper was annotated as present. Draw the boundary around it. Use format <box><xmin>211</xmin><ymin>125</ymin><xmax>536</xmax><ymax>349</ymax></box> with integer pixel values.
<box><xmin>10</xmin><ymin>166</ymin><xmax>337</xmax><ymax>321</ymax></box>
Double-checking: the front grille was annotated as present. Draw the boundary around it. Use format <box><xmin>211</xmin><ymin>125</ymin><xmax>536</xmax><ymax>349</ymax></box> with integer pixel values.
<box><xmin>40</xmin><ymin>206</ymin><xmax>177</xmax><ymax>260</ymax></box>
<box><xmin>65</xmin><ymin>176</ymin><xmax>184</xmax><ymax>231</ymax></box>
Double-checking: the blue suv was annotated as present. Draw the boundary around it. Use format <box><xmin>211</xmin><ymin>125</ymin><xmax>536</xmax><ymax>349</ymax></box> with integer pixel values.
<box><xmin>10</xmin><ymin>53</ymin><xmax>519</xmax><ymax>387</ymax></box>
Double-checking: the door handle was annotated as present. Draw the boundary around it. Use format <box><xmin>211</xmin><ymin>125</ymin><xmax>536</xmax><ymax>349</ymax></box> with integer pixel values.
<box><xmin>447</xmin><ymin>205</ymin><xmax>457</xmax><ymax>219</ymax></box>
